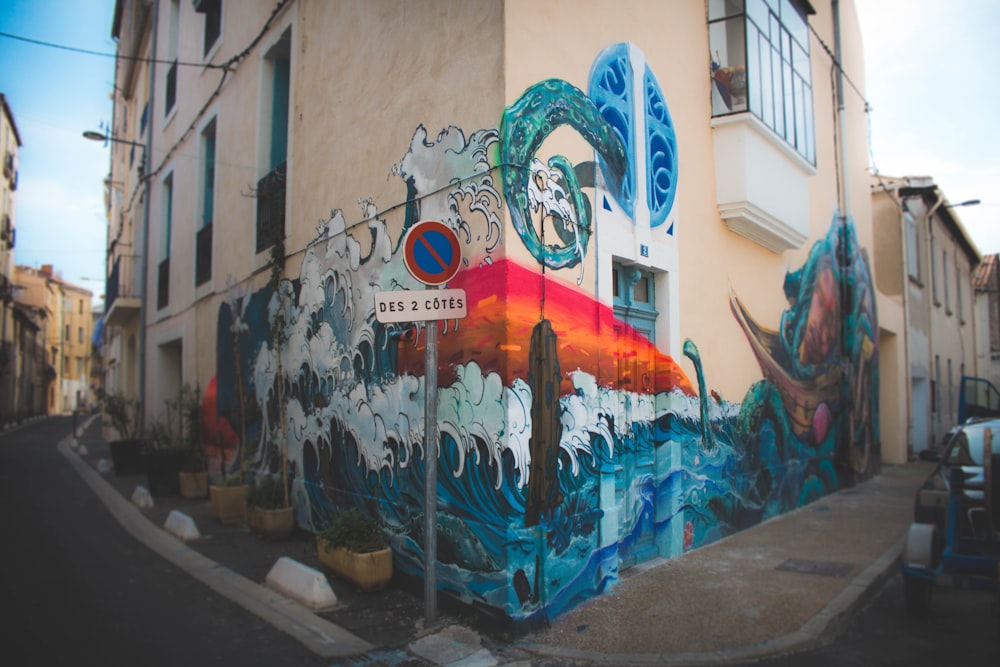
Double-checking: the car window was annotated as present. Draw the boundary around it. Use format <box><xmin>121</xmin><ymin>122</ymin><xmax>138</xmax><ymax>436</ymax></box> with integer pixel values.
<box><xmin>945</xmin><ymin>427</ymin><xmax>991</xmax><ymax>466</ymax></box>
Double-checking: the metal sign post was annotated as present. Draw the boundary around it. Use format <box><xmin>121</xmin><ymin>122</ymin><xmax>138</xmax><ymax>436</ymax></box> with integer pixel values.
<box><xmin>423</xmin><ymin>319</ymin><xmax>438</xmax><ymax>624</ymax></box>
<box><xmin>377</xmin><ymin>220</ymin><xmax>465</xmax><ymax>627</ymax></box>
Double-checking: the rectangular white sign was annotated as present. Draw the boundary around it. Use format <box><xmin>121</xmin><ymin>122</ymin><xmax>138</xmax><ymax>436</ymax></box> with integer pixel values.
<box><xmin>374</xmin><ymin>288</ymin><xmax>468</xmax><ymax>323</ymax></box>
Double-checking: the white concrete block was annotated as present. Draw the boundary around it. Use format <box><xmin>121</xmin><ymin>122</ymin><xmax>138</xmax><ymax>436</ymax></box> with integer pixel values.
<box><xmin>164</xmin><ymin>510</ymin><xmax>200</xmax><ymax>542</ymax></box>
<box><xmin>131</xmin><ymin>485</ymin><xmax>154</xmax><ymax>510</ymax></box>
<box><xmin>265</xmin><ymin>557</ymin><xmax>338</xmax><ymax>612</ymax></box>
<box><xmin>76</xmin><ymin>444</ymin><xmax>88</xmax><ymax>456</ymax></box>
<box><xmin>409</xmin><ymin>625</ymin><xmax>493</xmax><ymax>666</ymax></box>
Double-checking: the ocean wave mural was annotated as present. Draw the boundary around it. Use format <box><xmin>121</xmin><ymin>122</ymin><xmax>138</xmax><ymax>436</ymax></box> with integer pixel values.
<box><xmin>208</xmin><ymin>43</ymin><xmax>878</xmax><ymax>632</ymax></box>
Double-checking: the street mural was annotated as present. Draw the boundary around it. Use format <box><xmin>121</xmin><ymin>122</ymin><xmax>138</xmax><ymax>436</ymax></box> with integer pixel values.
<box><xmin>204</xmin><ymin>42</ymin><xmax>879</xmax><ymax>630</ymax></box>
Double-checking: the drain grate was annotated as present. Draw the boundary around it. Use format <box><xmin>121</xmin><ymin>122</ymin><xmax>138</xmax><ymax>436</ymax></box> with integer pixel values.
<box><xmin>776</xmin><ymin>558</ymin><xmax>854</xmax><ymax>578</ymax></box>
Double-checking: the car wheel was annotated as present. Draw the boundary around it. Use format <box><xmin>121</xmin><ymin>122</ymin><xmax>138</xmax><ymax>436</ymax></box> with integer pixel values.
<box><xmin>903</xmin><ymin>573</ymin><xmax>933</xmax><ymax>618</ymax></box>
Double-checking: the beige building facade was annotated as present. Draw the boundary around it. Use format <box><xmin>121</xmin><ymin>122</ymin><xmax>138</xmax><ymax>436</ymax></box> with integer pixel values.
<box><xmin>14</xmin><ymin>265</ymin><xmax>94</xmax><ymax>414</ymax></box>
<box><xmin>1</xmin><ymin>93</ymin><xmax>21</xmax><ymax>425</ymax></box>
<box><xmin>104</xmin><ymin>0</ymin><xmax>891</xmax><ymax>630</ymax></box>
<box><xmin>872</xmin><ymin>176</ymin><xmax>980</xmax><ymax>456</ymax></box>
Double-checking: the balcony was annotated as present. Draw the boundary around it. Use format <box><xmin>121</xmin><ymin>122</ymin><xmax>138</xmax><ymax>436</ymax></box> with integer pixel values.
<box><xmin>712</xmin><ymin>113</ymin><xmax>815</xmax><ymax>253</ymax></box>
<box><xmin>104</xmin><ymin>254</ymin><xmax>142</xmax><ymax>327</ymax></box>
<box><xmin>256</xmin><ymin>161</ymin><xmax>286</xmax><ymax>254</ymax></box>
<box><xmin>195</xmin><ymin>222</ymin><xmax>212</xmax><ymax>286</ymax></box>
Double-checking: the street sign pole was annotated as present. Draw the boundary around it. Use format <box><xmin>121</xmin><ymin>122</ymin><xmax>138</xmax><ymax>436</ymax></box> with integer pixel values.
<box><xmin>395</xmin><ymin>220</ymin><xmax>464</xmax><ymax>628</ymax></box>
<box><xmin>423</xmin><ymin>318</ymin><xmax>438</xmax><ymax>625</ymax></box>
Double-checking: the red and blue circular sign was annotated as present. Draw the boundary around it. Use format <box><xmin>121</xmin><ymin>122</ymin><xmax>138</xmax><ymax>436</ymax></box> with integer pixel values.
<box><xmin>403</xmin><ymin>220</ymin><xmax>462</xmax><ymax>286</ymax></box>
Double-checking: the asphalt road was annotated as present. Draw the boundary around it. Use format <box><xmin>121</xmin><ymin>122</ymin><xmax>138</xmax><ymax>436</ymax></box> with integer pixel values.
<box><xmin>0</xmin><ymin>417</ymin><xmax>328</xmax><ymax>666</ymax></box>
<box><xmin>738</xmin><ymin>562</ymin><xmax>1000</xmax><ymax>666</ymax></box>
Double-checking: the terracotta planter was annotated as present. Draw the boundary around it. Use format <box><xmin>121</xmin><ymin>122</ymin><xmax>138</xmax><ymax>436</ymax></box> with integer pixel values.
<box><xmin>246</xmin><ymin>505</ymin><xmax>295</xmax><ymax>541</ymax></box>
<box><xmin>178</xmin><ymin>471</ymin><xmax>209</xmax><ymax>499</ymax></box>
<box><xmin>209</xmin><ymin>484</ymin><xmax>248</xmax><ymax>524</ymax></box>
<box><xmin>317</xmin><ymin>538</ymin><xmax>393</xmax><ymax>592</ymax></box>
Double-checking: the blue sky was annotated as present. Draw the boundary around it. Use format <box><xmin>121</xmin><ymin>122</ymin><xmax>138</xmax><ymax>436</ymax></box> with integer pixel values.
<box><xmin>857</xmin><ymin>0</ymin><xmax>1000</xmax><ymax>256</ymax></box>
<box><xmin>0</xmin><ymin>0</ymin><xmax>115</xmax><ymax>304</ymax></box>
<box><xmin>0</xmin><ymin>1</ymin><xmax>997</xmax><ymax>310</ymax></box>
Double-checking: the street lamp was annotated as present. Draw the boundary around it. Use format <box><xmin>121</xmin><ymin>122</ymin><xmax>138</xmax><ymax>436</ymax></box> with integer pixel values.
<box><xmin>947</xmin><ymin>199</ymin><xmax>981</xmax><ymax>209</ymax></box>
<box><xmin>929</xmin><ymin>197</ymin><xmax>980</xmax><ymax>222</ymax></box>
<box><xmin>82</xmin><ymin>130</ymin><xmax>147</xmax><ymax>151</ymax></box>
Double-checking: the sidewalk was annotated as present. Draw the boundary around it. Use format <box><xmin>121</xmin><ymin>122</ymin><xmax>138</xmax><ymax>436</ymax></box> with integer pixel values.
<box><xmin>64</xmin><ymin>415</ymin><xmax>931</xmax><ymax>666</ymax></box>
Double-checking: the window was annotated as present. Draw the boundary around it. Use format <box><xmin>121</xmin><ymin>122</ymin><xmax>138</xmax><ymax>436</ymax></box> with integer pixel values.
<box><xmin>943</xmin><ymin>250</ymin><xmax>951</xmax><ymax>313</ymax></box>
<box><xmin>196</xmin><ymin>119</ymin><xmax>216</xmax><ymax>286</ymax></box>
<box><xmin>589</xmin><ymin>43</ymin><xmax>678</xmax><ymax>229</ymax></box>
<box><xmin>195</xmin><ymin>0</ymin><xmax>222</xmax><ymax>56</ymax></box>
<box><xmin>956</xmin><ymin>262</ymin><xmax>964</xmax><ymax>322</ymax></box>
<box><xmin>905</xmin><ymin>212</ymin><xmax>920</xmax><ymax>281</ymax></box>
<box><xmin>165</xmin><ymin>0</ymin><xmax>179</xmax><ymax>117</ymax></box>
<box><xmin>64</xmin><ymin>325</ymin><xmax>70</xmax><ymax>341</ymax></box>
<box><xmin>256</xmin><ymin>29</ymin><xmax>291</xmax><ymax>254</ymax></box>
<box><xmin>76</xmin><ymin>357</ymin><xmax>83</xmax><ymax>378</ymax></box>
<box><xmin>948</xmin><ymin>358</ymin><xmax>954</xmax><ymax>419</ymax></box>
<box><xmin>930</xmin><ymin>236</ymin><xmax>938</xmax><ymax>302</ymax></box>
<box><xmin>612</xmin><ymin>261</ymin><xmax>659</xmax><ymax>341</ymax></box>
<box><xmin>934</xmin><ymin>355</ymin><xmax>941</xmax><ymax>415</ymax></box>
<box><xmin>78</xmin><ymin>299</ymin><xmax>83</xmax><ymax>314</ymax></box>
<box><xmin>78</xmin><ymin>327</ymin><xmax>83</xmax><ymax>344</ymax></box>
<box><xmin>708</xmin><ymin>0</ymin><xmax>815</xmax><ymax>163</ymax></box>
<box><xmin>159</xmin><ymin>173</ymin><xmax>173</xmax><ymax>310</ymax></box>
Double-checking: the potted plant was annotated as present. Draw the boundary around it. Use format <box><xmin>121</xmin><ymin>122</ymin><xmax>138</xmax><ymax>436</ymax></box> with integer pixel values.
<box><xmin>209</xmin><ymin>466</ymin><xmax>248</xmax><ymax>525</ymax></box>
<box><xmin>104</xmin><ymin>392</ymin><xmax>144</xmax><ymax>476</ymax></box>
<box><xmin>316</xmin><ymin>508</ymin><xmax>393</xmax><ymax>592</ymax></box>
<box><xmin>211</xmin><ymin>278</ymin><xmax>252</xmax><ymax>524</ymax></box>
<box><xmin>242</xmin><ymin>258</ymin><xmax>295</xmax><ymax>541</ymax></box>
<box><xmin>178</xmin><ymin>384</ymin><xmax>209</xmax><ymax>499</ymax></box>
<box><xmin>245</xmin><ymin>474</ymin><xmax>294</xmax><ymax>540</ymax></box>
<box><xmin>142</xmin><ymin>417</ymin><xmax>185</xmax><ymax>497</ymax></box>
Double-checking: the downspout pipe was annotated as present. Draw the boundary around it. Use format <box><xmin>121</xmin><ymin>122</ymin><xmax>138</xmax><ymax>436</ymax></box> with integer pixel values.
<box><xmin>832</xmin><ymin>0</ymin><xmax>855</xmax><ymax>485</ymax></box>
<box><xmin>833</xmin><ymin>0</ymin><xmax>850</xmax><ymax>217</ymax></box>
<box><xmin>138</xmin><ymin>0</ymin><xmax>158</xmax><ymax>432</ymax></box>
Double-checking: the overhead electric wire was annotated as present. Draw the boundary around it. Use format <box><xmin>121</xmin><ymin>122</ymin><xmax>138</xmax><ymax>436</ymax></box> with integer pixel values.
<box><xmin>0</xmin><ymin>29</ymin><xmax>227</xmax><ymax>70</ymax></box>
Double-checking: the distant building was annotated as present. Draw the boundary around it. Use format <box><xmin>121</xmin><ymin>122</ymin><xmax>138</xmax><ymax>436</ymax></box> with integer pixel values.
<box><xmin>872</xmin><ymin>176</ymin><xmax>981</xmax><ymax>455</ymax></box>
<box><xmin>973</xmin><ymin>253</ymin><xmax>1000</xmax><ymax>388</ymax></box>
<box><xmin>1</xmin><ymin>92</ymin><xmax>22</xmax><ymax>426</ymax></box>
<box><xmin>10</xmin><ymin>300</ymin><xmax>47</xmax><ymax>420</ymax></box>
<box><xmin>14</xmin><ymin>265</ymin><xmax>94</xmax><ymax>414</ymax></box>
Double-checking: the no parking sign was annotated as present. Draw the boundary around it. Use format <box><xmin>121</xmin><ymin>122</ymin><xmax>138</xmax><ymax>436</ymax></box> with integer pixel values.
<box><xmin>403</xmin><ymin>220</ymin><xmax>462</xmax><ymax>286</ymax></box>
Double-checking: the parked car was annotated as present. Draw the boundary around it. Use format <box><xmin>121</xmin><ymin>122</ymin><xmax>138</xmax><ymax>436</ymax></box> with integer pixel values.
<box><xmin>913</xmin><ymin>418</ymin><xmax>998</xmax><ymax>533</ymax></box>
<box><xmin>902</xmin><ymin>417</ymin><xmax>1000</xmax><ymax>622</ymax></box>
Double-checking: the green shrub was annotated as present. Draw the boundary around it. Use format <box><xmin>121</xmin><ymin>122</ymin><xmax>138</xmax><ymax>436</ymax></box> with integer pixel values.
<box><xmin>318</xmin><ymin>508</ymin><xmax>386</xmax><ymax>553</ymax></box>
<box><xmin>246</xmin><ymin>475</ymin><xmax>287</xmax><ymax>510</ymax></box>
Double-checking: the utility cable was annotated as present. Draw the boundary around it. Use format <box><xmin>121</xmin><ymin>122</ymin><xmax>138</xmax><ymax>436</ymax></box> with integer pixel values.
<box><xmin>0</xmin><ymin>30</ymin><xmax>227</xmax><ymax>70</ymax></box>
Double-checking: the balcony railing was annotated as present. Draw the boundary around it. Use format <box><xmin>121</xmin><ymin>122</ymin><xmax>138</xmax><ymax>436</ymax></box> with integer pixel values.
<box><xmin>196</xmin><ymin>222</ymin><xmax>212</xmax><ymax>286</ymax></box>
<box><xmin>157</xmin><ymin>257</ymin><xmax>170</xmax><ymax>310</ymax></box>
<box><xmin>256</xmin><ymin>161</ymin><xmax>286</xmax><ymax>254</ymax></box>
<box><xmin>105</xmin><ymin>254</ymin><xmax>142</xmax><ymax>312</ymax></box>
<box><xmin>165</xmin><ymin>59</ymin><xmax>177</xmax><ymax>116</ymax></box>
<box><xmin>104</xmin><ymin>254</ymin><xmax>143</xmax><ymax>327</ymax></box>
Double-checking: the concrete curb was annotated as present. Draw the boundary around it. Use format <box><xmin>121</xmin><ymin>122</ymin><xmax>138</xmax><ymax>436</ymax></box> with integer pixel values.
<box><xmin>57</xmin><ymin>430</ymin><xmax>374</xmax><ymax>659</ymax></box>
<box><xmin>517</xmin><ymin>534</ymin><xmax>903</xmax><ymax>666</ymax></box>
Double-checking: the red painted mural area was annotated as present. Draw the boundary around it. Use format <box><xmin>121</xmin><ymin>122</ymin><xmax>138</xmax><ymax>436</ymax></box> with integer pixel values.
<box><xmin>396</xmin><ymin>259</ymin><xmax>695</xmax><ymax>397</ymax></box>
